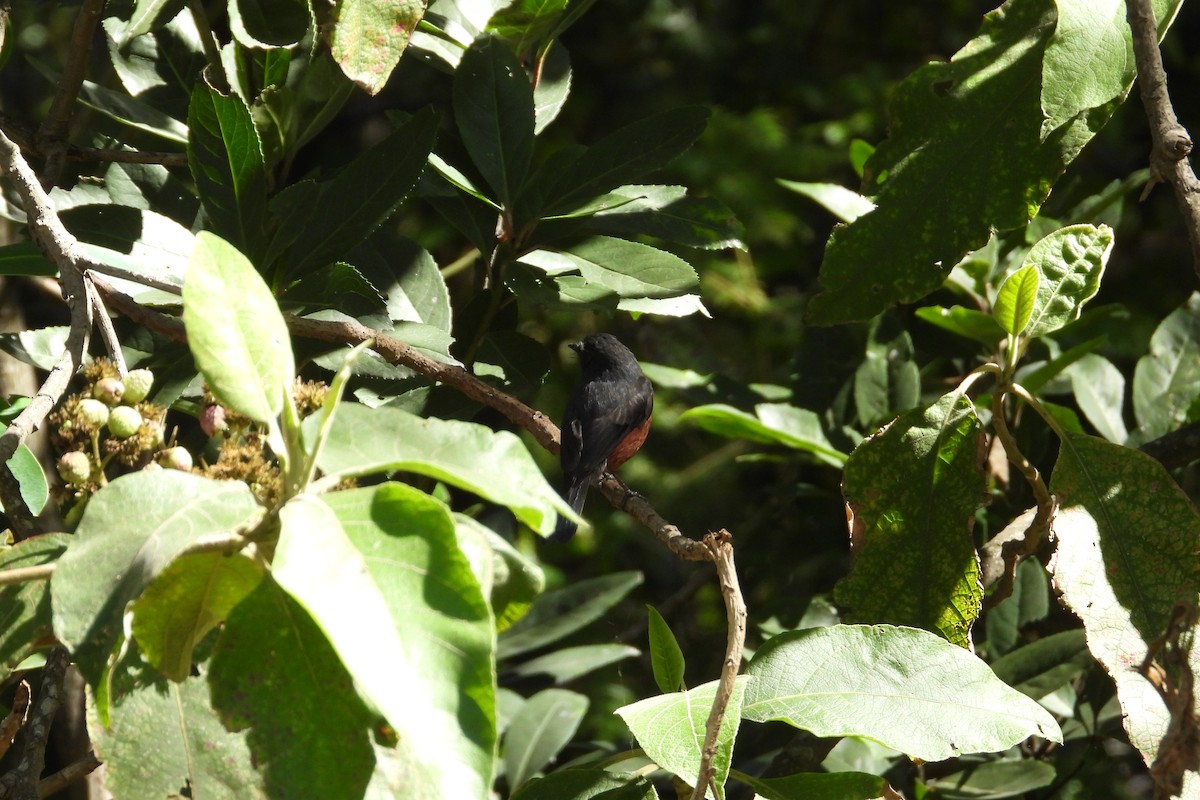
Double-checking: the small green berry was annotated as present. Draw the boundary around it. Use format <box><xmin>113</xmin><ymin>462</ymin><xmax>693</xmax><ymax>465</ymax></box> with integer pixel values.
<box><xmin>92</xmin><ymin>377</ymin><xmax>125</xmax><ymax>406</ymax></box>
<box><xmin>57</xmin><ymin>451</ymin><xmax>92</xmax><ymax>485</ymax></box>
<box><xmin>122</xmin><ymin>369</ymin><xmax>154</xmax><ymax>404</ymax></box>
<box><xmin>77</xmin><ymin>398</ymin><xmax>110</xmax><ymax>427</ymax></box>
<box><xmin>107</xmin><ymin>405</ymin><xmax>143</xmax><ymax>438</ymax></box>
<box><xmin>158</xmin><ymin>446</ymin><xmax>194</xmax><ymax>471</ymax></box>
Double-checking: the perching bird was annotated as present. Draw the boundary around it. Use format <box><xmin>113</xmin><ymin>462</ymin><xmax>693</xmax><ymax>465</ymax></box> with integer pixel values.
<box><xmin>553</xmin><ymin>333</ymin><xmax>654</xmax><ymax>541</ymax></box>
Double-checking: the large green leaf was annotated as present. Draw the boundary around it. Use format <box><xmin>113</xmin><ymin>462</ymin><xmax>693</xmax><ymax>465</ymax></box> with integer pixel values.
<box><xmin>187</xmin><ymin>84</ymin><xmax>268</xmax><ymax>258</ymax></box>
<box><xmin>504</xmin><ymin>688</ymin><xmax>588</xmax><ymax>791</ymax></box>
<box><xmin>330</xmin><ymin>0</ymin><xmax>426</xmax><ymax>94</ymax></box>
<box><xmin>743</xmin><ymin>625</ymin><xmax>1062</xmax><ymax>761</ymax></box>
<box><xmin>583</xmin><ymin>184</ymin><xmax>747</xmax><ymax>250</ymax></box>
<box><xmin>616</xmin><ymin>677</ymin><xmax>750</xmax><ymax>800</ymax></box>
<box><xmin>833</xmin><ymin>391</ymin><xmax>985</xmax><ymax>648</ymax></box>
<box><xmin>853</xmin><ymin>313</ymin><xmax>920</xmax><ymax>426</ymax></box>
<box><xmin>92</xmin><ymin>662</ymin><xmax>262</xmax><ymax>799</ymax></box>
<box><xmin>1066</xmin><ymin>353</ymin><xmax>1127</xmax><ymax>442</ymax></box>
<box><xmin>1022</xmin><ymin>224</ymin><xmax>1112</xmax><ymax>337</ymax></box>
<box><xmin>184</xmin><ymin>231</ymin><xmax>294</xmax><ymax>424</ymax></box>
<box><xmin>453</xmin><ymin>36</ymin><xmax>535</xmax><ymax>208</ymax></box>
<box><xmin>50</xmin><ymin>472</ymin><xmax>262</xmax><ymax>684</ymax></box>
<box><xmin>60</xmin><ymin>204</ymin><xmax>192</xmax><ymax>304</ymax></box>
<box><xmin>315</xmin><ymin>402</ymin><xmax>572</xmax><ymax>535</ymax></box>
<box><xmin>0</xmin><ymin>534</ymin><xmax>69</xmax><ymax>681</ymax></box>
<box><xmin>681</xmin><ymin>403</ymin><xmax>847</xmax><ymax>467</ymax></box>
<box><xmin>498</xmin><ymin>571</ymin><xmax>642</xmax><ymax>659</ymax></box>
<box><xmin>989</xmin><ymin>629</ymin><xmax>1090</xmax><ymax>699</ymax></box>
<box><xmin>274</xmin><ymin>487</ymin><xmax>495</xmax><ymax>798</ymax></box>
<box><xmin>732</xmin><ymin>770</ymin><xmax>892</xmax><ymax>800</ymax></box>
<box><xmin>1132</xmin><ymin>293</ymin><xmax>1200</xmax><ymax>441</ymax></box>
<box><xmin>1049</xmin><ymin>433</ymin><xmax>1200</xmax><ymax>764</ymax></box>
<box><xmin>807</xmin><ymin>0</ymin><xmax>1119</xmax><ymax>324</ymax></box>
<box><xmin>267</xmin><ymin>107</ymin><xmax>439</xmax><ymax>278</ymax></box>
<box><xmin>209</xmin><ymin>576</ymin><xmax>381</xmax><ymax>800</ymax></box>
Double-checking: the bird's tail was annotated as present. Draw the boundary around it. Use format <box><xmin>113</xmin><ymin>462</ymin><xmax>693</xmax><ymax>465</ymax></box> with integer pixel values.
<box><xmin>551</xmin><ymin>477</ymin><xmax>590</xmax><ymax>542</ymax></box>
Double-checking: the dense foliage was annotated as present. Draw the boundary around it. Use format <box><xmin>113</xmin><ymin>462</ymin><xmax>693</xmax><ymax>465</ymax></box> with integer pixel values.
<box><xmin>1</xmin><ymin>1</ymin><xmax>1199</xmax><ymax>799</ymax></box>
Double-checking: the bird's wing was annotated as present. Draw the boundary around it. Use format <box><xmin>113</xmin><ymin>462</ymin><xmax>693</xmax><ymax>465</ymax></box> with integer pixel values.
<box><xmin>575</xmin><ymin>374</ymin><xmax>653</xmax><ymax>473</ymax></box>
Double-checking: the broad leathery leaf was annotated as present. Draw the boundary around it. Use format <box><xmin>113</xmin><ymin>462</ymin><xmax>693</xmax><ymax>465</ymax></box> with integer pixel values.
<box><xmin>498</xmin><ymin>571</ymin><xmax>642</xmax><ymax>659</ymax></box>
<box><xmin>743</xmin><ymin>625</ymin><xmax>1062</xmax><ymax>761</ymax></box>
<box><xmin>92</xmin><ymin>662</ymin><xmax>262</xmax><ymax>800</ymax></box>
<box><xmin>778</xmin><ymin>180</ymin><xmax>876</xmax><ymax>223</ymax></box>
<box><xmin>330</xmin><ymin>0</ymin><xmax>426</xmax><ymax>95</ymax></box>
<box><xmin>209</xmin><ymin>576</ymin><xmax>385</xmax><ymax>800</ymax></box>
<box><xmin>586</xmin><ymin>184</ymin><xmax>747</xmax><ymax>250</ymax></box>
<box><xmin>511</xmin><ymin>769</ymin><xmax>656</xmax><ymax>800</ymax></box>
<box><xmin>184</xmin><ymin>231</ymin><xmax>294</xmax><ymax>423</ymax></box>
<box><xmin>267</xmin><ymin>107</ymin><xmax>439</xmax><ymax>278</ymax></box>
<box><xmin>507</xmin><ymin>643</ymin><xmax>639</xmax><ymax>684</ymax></box>
<box><xmin>853</xmin><ymin>313</ymin><xmax>920</xmax><ymax>427</ymax></box>
<box><xmin>1066</xmin><ymin>353</ymin><xmax>1127</xmax><ymax>443</ymax></box>
<box><xmin>130</xmin><ymin>553</ymin><xmax>264</xmax><ymax>682</ymax></box>
<box><xmin>542</xmin><ymin>106</ymin><xmax>710</xmax><ymax>215</ymax></box>
<box><xmin>0</xmin><ymin>534</ymin><xmax>69</xmax><ymax>681</ymax></box>
<box><xmin>279</xmin><ymin>262</ymin><xmax>387</xmax><ymax>319</ymax></box>
<box><xmin>993</xmin><ymin>264</ymin><xmax>1039</xmax><ymax>336</ymax></box>
<box><xmin>1049</xmin><ymin>433</ymin><xmax>1200</xmax><ymax>764</ymax></box>
<box><xmin>927</xmin><ymin>760</ymin><xmax>1055</xmax><ymax>799</ymax></box>
<box><xmin>1023</xmin><ymin>224</ymin><xmax>1113</xmax><ymax>337</ymax></box>
<box><xmin>615</xmin><ymin>677</ymin><xmax>750</xmax><ymax>800</ymax></box>
<box><xmin>504</xmin><ymin>688</ymin><xmax>588</xmax><ymax>791</ymax></box>
<box><xmin>4</xmin><ymin>443</ymin><xmax>47</xmax><ymax>515</ymax></box>
<box><xmin>834</xmin><ymin>391</ymin><xmax>985</xmax><ymax>648</ymax></box>
<box><xmin>989</xmin><ymin>629</ymin><xmax>1091</xmax><ymax>699</ymax></box>
<box><xmin>807</xmin><ymin>0</ymin><xmax>1112</xmax><ymax>324</ymax></box>
<box><xmin>187</xmin><ymin>84</ymin><xmax>268</xmax><ymax>258</ymax></box>
<box><xmin>453</xmin><ymin>36</ymin><xmax>535</xmax><ymax>208</ymax></box>
<box><xmin>681</xmin><ymin>403</ymin><xmax>847</xmax><ymax>467</ymax></box>
<box><xmin>279</xmin><ymin>486</ymin><xmax>494</xmax><ymax>799</ymax></box>
<box><xmin>732</xmin><ymin>770</ymin><xmax>893</xmax><ymax>800</ymax></box>
<box><xmin>315</xmin><ymin>402</ymin><xmax>571</xmax><ymax>535</ymax></box>
<box><xmin>1041</xmin><ymin>0</ymin><xmax>1183</xmax><ymax>137</ymax></box>
<box><xmin>914</xmin><ymin>305</ymin><xmax>1005</xmax><ymax>347</ymax></box>
<box><xmin>454</xmin><ymin>513</ymin><xmax>545</xmax><ymax>631</ymax></box>
<box><xmin>519</xmin><ymin>237</ymin><xmax>706</xmax><ymax>317</ymax></box>
<box><xmin>984</xmin><ymin>558</ymin><xmax>1049</xmax><ymax>657</ymax></box>
<box><xmin>532</xmin><ymin>40</ymin><xmax>571</xmax><ymax>134</ymax></box>
<box><xmin>647</xmin><ymin>605</ymin><xmax>686</xmax><ymax>693</ymax></box>
<box><xmin>50</xmin><ymin>471</ymin><xmax>261</xmax><ymax>685</ymax></box>
<box><xmin>229</xmin><ymin>0</ymin><xmax>309</xmax><ymax>48</ymax></box>
<box><xmin>108</xmin><ymin>0</ymin><xmax>176</xmax><ymax>45</ymax></box>
<box><xmin>1133</xmin><ymin>292</ymin><xmax>1200</xmax><ymax>440</ymax></box>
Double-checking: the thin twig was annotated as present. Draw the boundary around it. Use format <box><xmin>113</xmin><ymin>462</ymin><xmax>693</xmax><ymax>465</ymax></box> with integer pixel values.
<box><xmin>36</xmin><ymin>0</ymin><xmax>108</xmax><ymax>186</ymax></box>
<box><xmin>85</xmin><ymin>273</ymin><xmax>127</xmax><ymax>376</ymax></box>
<box><xmin>38</xmin><ymin>750</ymin><xmax>103</xmax><ymax>797</ymax></box>
<box><xmin>1127</xmin><ymin>0</ymin><xmax>1200</xmax><ymax>281</ymax></box>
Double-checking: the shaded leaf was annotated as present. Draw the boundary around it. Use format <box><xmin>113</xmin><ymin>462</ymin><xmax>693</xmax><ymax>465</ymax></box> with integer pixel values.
<box><xmin>511</xmin><ymin>769</ymin><xmax>655</xmax><ymax>800</ymax></box>
<box><xmin>732</xmin><ymin>770</ymin><xmax>892</xmax><ymax>800</ymax></box>
<box><xmin>647</xmin><ymin>605</ymin><xmax>686</xmax><ymax>693</ymax></box>
<box><xmin>854</xmin><ymin>313</ymin><xmax>920</xmax><ymax>426</ymax></box>
<box><xmin>681</xmin><ymin>403</ymin><xmax>847</xmax><ymax>467</ymax></box>
<box><xmin>914</xmin><ymin>305</ymin><xmax>1004</xmax><ymax>347</ymax></box>
<box><xmin>499</xmin><ymin>571</ymin><xmax>642</xmax><ymax>659</ymax></box>
<box><xmin>926</xmin><ymin>759</ymin><xmax>1055</xmax><ymax>799</ymax></box>
<box><xmin>1066</xmin><ymin>353</ymin><xmax>1127</xmax><ymax>442</ymax></box>
<box><xmin>0</xmin><ymin>534</ymin><xmax>69</xmax><ymax>681</ymax></box>
<box><xmin>585</xmin><ymin>184</ymin><xmax>747</xmax><ymax>250</ymax></box>
<box><xmin>989</xmin><ymin>629</ymin><xmax>1091</xmax><ymax>699</ymax></box>
<box><xmin>507</xmin><ymin>643</ymin><xmax>638</xmax><ymax>684</ymax></box>
<box><xmin>229</xmin><ymin>0</ymin><xmax>309</xmax><ymax>48</ymax></box>
<box><xmin>504</xmin><ymin>688</ymin><xmax>588</xmax><ymax>790</ymax></box>
<box><xmin>1133</xmin><ymin>292</ymin><xmax>1200</xmax><ymax>440</ymax></box>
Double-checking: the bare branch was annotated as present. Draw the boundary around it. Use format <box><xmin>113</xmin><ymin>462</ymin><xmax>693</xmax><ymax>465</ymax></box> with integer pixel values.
<box><xmin>0</xmin><ymin>647</ymin><xmax>71</xmax><ymax>799</ymax></box>
<box><xmin>36</xmin><ymin>0</ymin><xmax>107</xmax><ymax>186</ymax></box>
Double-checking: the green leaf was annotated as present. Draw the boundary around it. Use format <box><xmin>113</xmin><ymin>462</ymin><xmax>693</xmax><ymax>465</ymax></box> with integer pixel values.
<box><xmin>1133</xmin><ymin>292</ymin><xmax>1200</xmax><ymax>440</ymax></box>
<box><xmin>984</xmin><ymin>558</ymin><xmax>1049</xmax><ymax>657</ymax></box>
<box><xmin>833</xmin><ymin>390</ymin><xmax>985</xmax><ymax>648</ymax></box>
<box><xmin>409</xmin><ymin>0</ymin><xmax>508</xmax><ymax>68</ymax></box>
<box><xmin>0</xmin><ymin>242</ymin><xmax>56</xmax><ymax>276</ymax></box>
<box><xmin>731</xmin><ymin>770</ymin><xmax>891</xmax><ymax>800</ymax></box>
<box><xmin>542</xmin><ymin>106</ymin><xmax>710</xmax><ymax>215</ymax></box>
<box><xmin>473</xmin><ymin>331</ymin><xmax>551</xmax><ymax>394</ymax></box>
<box><xmin>992</xmin><ymin>264</ymin><xmax>1039</xmax><ymax>336</ymax></box>
<box><xmin>926</xmin><ymin>759</ymin><xmax>1056</xmax><ymax>799</ymax></box>
<box><xmin>504</xmin><ymin>688</ymin><xmax>588</xmax><ymax>790</ymax></box>
<box><xmin>1016</xmin><ymin>336</ymin><xmax>1106</xmax><ymax>394</ymax></box>
<box><xmin>50</xmin><ymin>472</ymin><xmax>262</xmax><ymax>684</ymax></box>
<box><xmin>60</xmin><ymin>204</ymin><xmax>192</xmax><ymax>304</ymax></box>
<box><xmin>1049</xmin><ymin>433</ymin><xmax>1200</xmax><ymax>764</ymax></box>
<box><xmin>507</xmin><ymin>643</ymin><xmax>639</xmax><ymax>684</ymax></box>
<box><xmin>0</xmin><ymin>326</ymin><xmax>69</xmax><ymax>371</ymax></box>
<box><xmin>1022</xmin><ymin>224</ymin><xmax>1113</xmax><ymax>337</ymax></box>
<box><xmin>914</xmin><ymin>305</ymin><xmax>1005</xmax><ymax>347</ymax></box>
<box><xmin>108</xmin><ymin>0</ymin><xmax>178</xmax><ymax>45</ymax></box>
<box><xmin>229</xmin><ymin>0</ymin><xmax>309</xmax><ymax>48</ymax></box>
<box><xmin>533</xmin><ymin>41</ymin><xmax>571</xmax><ymax>134</ymax></box>
<box><xmin>277</xmin><ymin>485</ymin><xmax>495</xmax><ymax>798</ymax></box>
<box><xmin>0</xmin><ymin>534</ymin><xmax>69</xmax><ymax>681</ymax></box>
<box><xmin>453</xmin><ymin>36</ymin><xmax>535</xmax><ymax>207</ymax></box>
<box><xmin>681</xmin><ymin>403</ymin><xmax>847</xmax><ymax>467</ymax></box>
<box><xmin>989</xmin><ymin>629</ymin><xmax>1090</xmax><ymax>699</ymax></box>
<box><xmin>488</xmin><ymin>0</ymin><xmax>569</xmax><ymax>59</ymax></box>
<box><xmin>615</xmin><ymin>677</ymin><xmax>750</xmax><ymax>800</ymax></box>
<box><xmin>187</xmin><ymin>83</ymin><xmax>269</xmax><ymax>258</ymax></box>
<box><xmin>209</xmin><ymin>576</ymin><xmax>381</xmax><ymax>800</ymax></box>
<box><xmin>330</xmin><ymin>0</ymin><xmax>426</xmax><ymax>95</ymax></box>
<box><xmin>454</xmin><ymin>514</ymin><xmax>545</xmax><ymax>631</ymax></box>
<box><xmin>743</xmin><ymin>625</ymin><xmax>1062</xmax><ymax>761</ymax></box>
<box><xmin>184</xmin><ymin>231</ymin><xmax>295</xmax><ymax>424</ymax></box>
<box><xmin>4</xmin><ymin>443</ymin><xmax>48</xmax><ymax>515</ymax></box>
<box><xmin>778</xmin><ymin>180</ymin><xmax>876</xmax><ymax>223</ymax></box>
<box><xmin>279</xmin><ymin>262</ymin><xmax>387</xmax><ymax>318</ymax></box>
<box><xmin>267</xmin><ymin>107</ymin><xmax>439</xmax><ymax>278</ymax></box>
<box><xmin>76</xmin><ymin>75</ymin><xmax>189</xmax><ymax>142</ymax></box>
<box><xmin>498</xmin><ymin>571</ymin><xmax>643</xmax><ymax>659</ymax></box>
<box><xmin>1066</xmin><ymin>353</ymin><xmax>1127</xmax><ymax>442</ymax></box>
<box><xmin>854</xmin><ymin>313</ymin><xmax>920</xmax><ymax>426</ymax></box>
<box><xmin>130</xmin><ymin>553</ymin><xmax>265</xmax><ymax>682</ymax></box>
<box><xmin>511</xmin><ymin>769</ymin><xmax>655</xmax><ymax>800</ymax></box>
<box><xmin>358</xmin><ymin>237</ymin><xmax>453</xmax><ymax>332</ymax></box>
<box><xmin>92</xmin><ymin>665</ymin><xmax>262</xmax><ymax>800</ymax></box>
<box><xmin>519</xmin><ymin>237</ymin><xmax>707</xmax><ymax>317</ymax></box>
<box><xmin>806</xmin><ymin>0</ymin><xmax>1115</xmax><ymax>324</ymax></box>
<box><xmin>647</xmin><ymin>605</ymin><xmax>686</xmax><ymax>694</ymax></box>
<box><xmin>585</xmin><ymin>184</ymin><xmax>747</xmax><ymax>250</ymax></box>
<box><xmin>316</xmin><ymin>402</ymin><xmax>570</xmax><ymax>535</ymax></box>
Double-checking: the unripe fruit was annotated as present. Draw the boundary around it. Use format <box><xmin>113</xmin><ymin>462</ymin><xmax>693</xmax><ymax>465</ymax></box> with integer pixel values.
<box><xmin>92</xmin><ymin>377</ymin><xmax>125</xmax><ymax>406</ymax></box>
<box><xmin>107</xmin><ymin>405</ymin><xmax>143</xmax><ymax>438</ymax></box>
<box><xmin>122</xmin><ymin>369</ymin><xmax>154</xmax><ymax>404</ymax></box>
<box><xmin>200</xmin><ymin>404</ymin><xmax>227</xmax><ymax>436</ymax></box>
<box><xmin>57</xmin><ymin>451</ymin><xmax>92</xmax><ymax>485</ymax></box>
<box><xmin>77</xmin><ymin>398</ymin><xmax>110</xmax><ymax>427</ymax></box>
<box><xmin>159</xmin><ymin>446</ymin><xmax>193</xmax><ymax>471</ymax></box>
